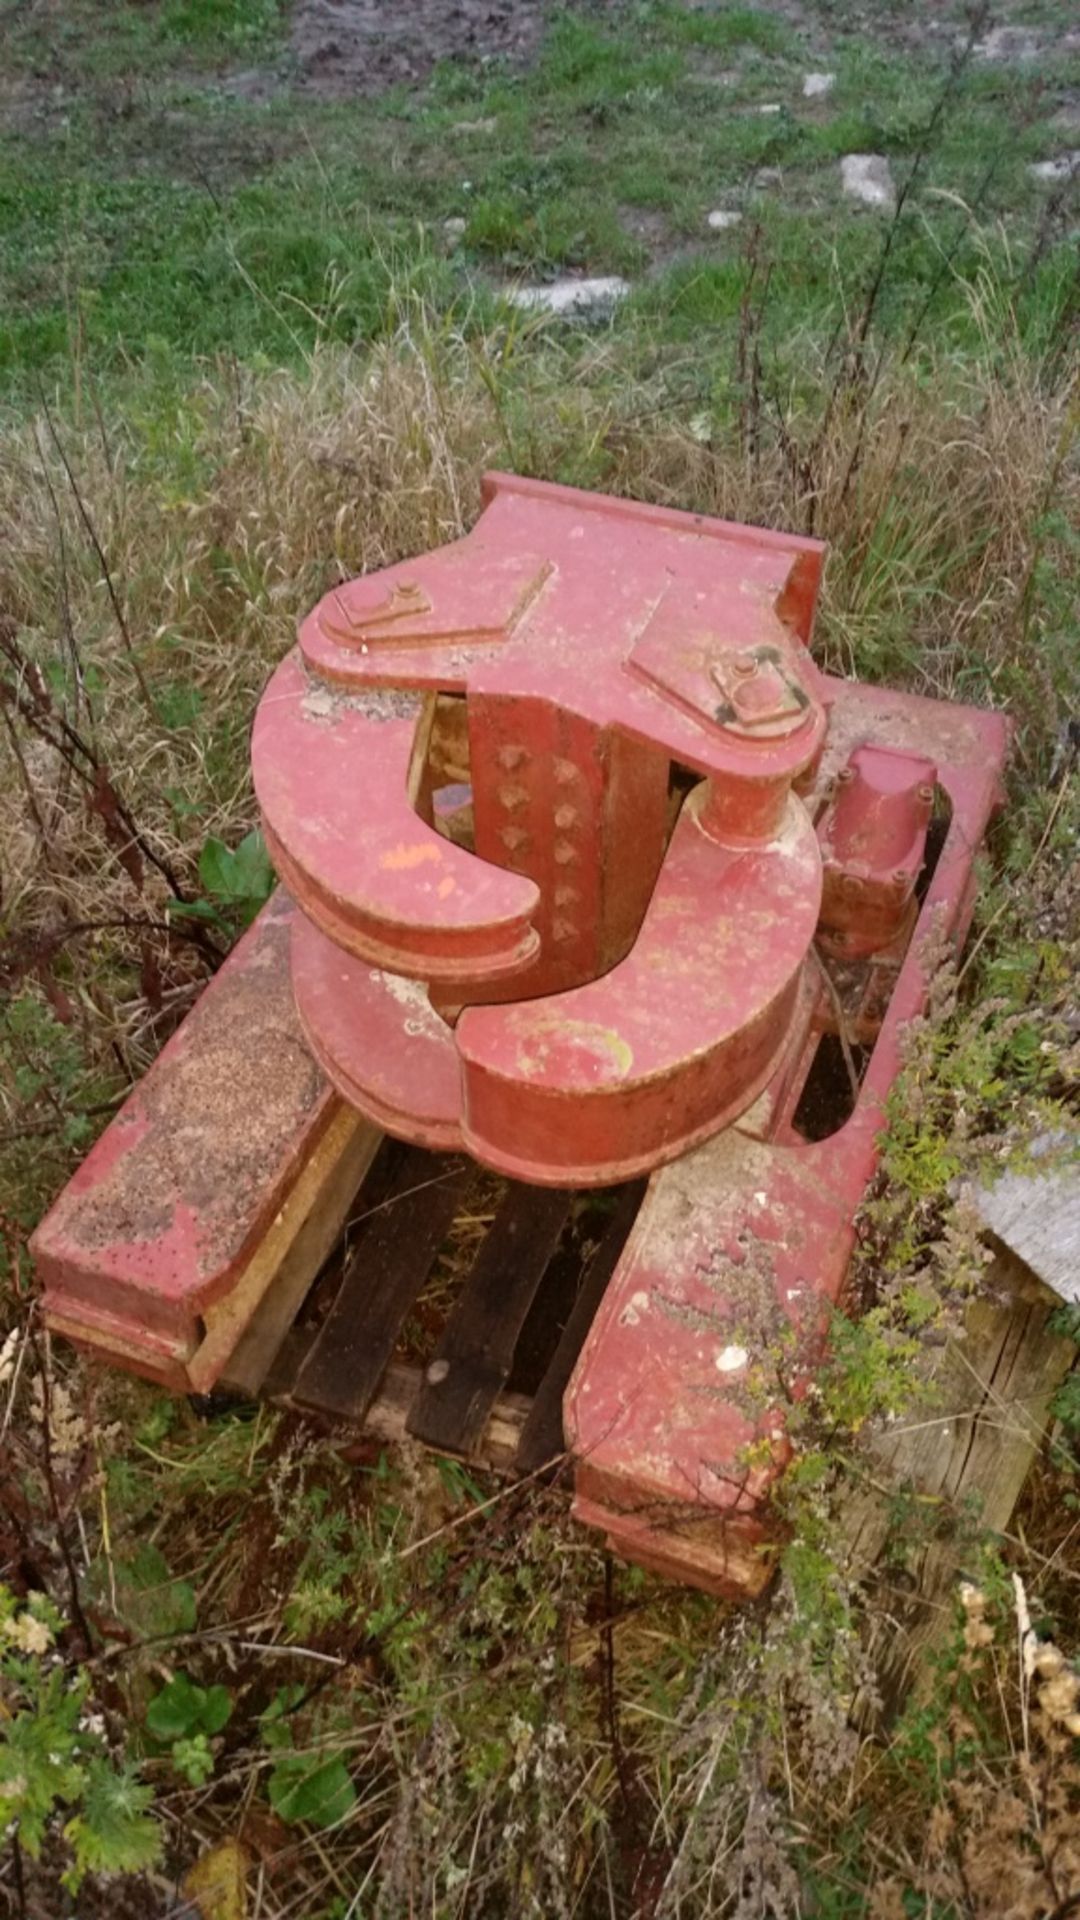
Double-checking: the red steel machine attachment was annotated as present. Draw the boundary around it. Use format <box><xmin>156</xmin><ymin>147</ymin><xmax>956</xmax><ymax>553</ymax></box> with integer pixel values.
<box><xmin>33</xmin><ymin>475</ymin><xmax>1009</xmax><ymax>1596</ymax></box>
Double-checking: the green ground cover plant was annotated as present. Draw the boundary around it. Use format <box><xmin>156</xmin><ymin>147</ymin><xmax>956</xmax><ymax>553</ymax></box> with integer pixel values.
<box><xmin>0</xmin><ymin>0</ymin><xmax>1078</xmax><ymax>1912</ymax></box>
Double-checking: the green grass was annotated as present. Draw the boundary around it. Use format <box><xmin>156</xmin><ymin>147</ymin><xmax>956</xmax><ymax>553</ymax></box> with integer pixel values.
<box><xmin>2</xmin><ymin>0</ymin><xmax>1077</xmax><ymax>401</ymax></box>
<box><xmin>1</xmin><ymin>0</ymin><xmax>287</xmax><ymax>80</ymax></box>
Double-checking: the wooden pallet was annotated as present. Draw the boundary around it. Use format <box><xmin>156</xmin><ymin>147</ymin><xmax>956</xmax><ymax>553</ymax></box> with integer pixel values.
<box><xmin>221</xmin><ymin>1137</ymin><xmax>645</xmax><ymax>1477</ymax></box>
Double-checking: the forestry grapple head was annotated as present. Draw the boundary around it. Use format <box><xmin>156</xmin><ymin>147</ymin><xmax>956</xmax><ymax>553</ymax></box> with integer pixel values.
<box><xmin>32</xmin><ymin>475</ymin><xmax>1010</xmax><ymax>1596</ymax></box>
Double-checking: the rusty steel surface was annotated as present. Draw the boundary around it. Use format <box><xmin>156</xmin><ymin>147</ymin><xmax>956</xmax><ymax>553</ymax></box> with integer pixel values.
<box><xmin>32</xmin><ymin>893</ymin><xmax>337</xmax><ymax>1387</ymax></box>
<box><xmin>34</xmin><ymin>474</ymin><xmax>1012</xmax><ymax>1599</ymax></box>
<box><xmin>253</xmin><ymin>473</ymin><xmax>829</xmax><ymax>1185</ymax></box>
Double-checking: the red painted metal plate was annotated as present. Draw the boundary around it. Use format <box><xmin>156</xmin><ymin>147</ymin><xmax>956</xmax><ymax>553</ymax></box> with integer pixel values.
<box><xmin>457</xmin><ymin>787</ymin><xmax>823</xmax><ymax>1183</ymax></box>
<box><xmin>253</xmin><ymin>655</ymin><xmax>539</xmax><ymax>983</ymax></box>
<box><xmin>290</xmin><ymin>910</ymin><xmax>463</xmax><ymax>1150</ymax></box>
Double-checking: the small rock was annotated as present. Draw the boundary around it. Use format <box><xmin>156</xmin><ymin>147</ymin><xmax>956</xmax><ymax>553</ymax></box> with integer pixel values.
<box><xmin>756</xmin><ymin>102</ymin><xmax>782</xmax><ymax>115</ymax></box>
<box><xmin>840</xmin><ymin>153</ymin><xmax>896</xmax><ymax>211</ymax></box>
<box><xmin>443</xmin><ymin>216</ymin><xmax>467</xmax><ymax>249</ymax></box>
<box><xmin>973</xmin><ymin>25</ymin><xmax>1041</xmax><ymax>62</ymax></box>
<box><xmin>1050</xmin><ymin>103</ymin><xmax>1080</xmax><ymax>134</ymax></box>
<box><xmin>453</xmin><ymin>117</ymin><xmax>498</xmax><ymax>135</ymax></box>
<box><xmin>504</xmin><ymin>277</ymin><xmax>631</xmax><ymax>318</ymax></box>
<box><xmin>1029</xmin><ymin>152</ymin><xmax>1080</xmax><ymax>184</ymax></box>
<box><xmin>753</xmin><ymin>166</ymin><xmax>783</xmax><ymax>190</ymax></box>
<box><xmin>715</xmin><ymin>1345</ymin><xmax>749</xmax><ymax>1374</ymax></box>
<box><xmin>802</xmin><ymin>71</ymin><xmax>835</xmax><ymax>99</ymax></box>
<box><xmin>707</xmin><ymin>209</ymin><xmax>742</xmax><ymax>231</ymax></box>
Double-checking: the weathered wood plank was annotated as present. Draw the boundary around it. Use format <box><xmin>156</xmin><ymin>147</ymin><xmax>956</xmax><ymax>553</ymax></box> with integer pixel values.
<box><xmin>368</xmin><ymin>1362</ymin><xmax>531</xmax><ymax>1472</ymax></box>
<box><xmin>973</xmin><ymin>1141</ymin><xmax>1080</xmax><ymax>1303</ymax></box>
<box><xmin>406</xmin><ymin>1183</ymin><xmax>574</xmax><ymax>1457</ymax></box>
<box><xmin>515</xmin><ymin>1180</ymin><xmax>645</xmax><ymax>1476</ymax></box>
<box><xmin>289</xmin><ymin>1151</ymin><xmax>467</xmax><ymax>1423</ymax></box>
<box><xmin>843</xmin><ymin>1244</ymin><xmax>1077</xmax><ymax>1724</ymax></box>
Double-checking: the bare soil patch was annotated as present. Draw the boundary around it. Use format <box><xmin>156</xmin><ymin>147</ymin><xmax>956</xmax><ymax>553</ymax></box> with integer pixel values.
<box><xmin>290</xmin><ymin>0</ymin><xmax>618</xmax><ymax>98</ymax></box>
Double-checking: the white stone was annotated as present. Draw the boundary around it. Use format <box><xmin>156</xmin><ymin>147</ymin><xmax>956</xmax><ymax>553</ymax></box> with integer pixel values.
<box><xmin>443</xmin><ymin>216</ymin><xmax>467</xmax><ymax>242</ymax></box>
<box><xmin>753</xmin><ymin>166</ymin><xmax>783</xmax><ymax>189</ymax></box>
<box><xmin>802</xmin><ymin>71</ymin><xmax>835</xmax><ymax>99</ymax></box>
<box><xmin>715</xmin><ymin>1346</ymin><xmax>748</xmax><ymax>1374</ymax></box>
<box><xmin>707</xmin><ymin>208</ymin><xmax>742</xmax><ymax>231</ymax></box>
<box><xmin>1029</xmin><ymin>152</ymin><xmax>1080</xmax><ymax>184</ymax></box>
<box><xmin>504</xmin><ymin>276</ymin><xmax>630</xmax><ymax>317</ymax></box>
<box><xmin>453</xmin><ymin>116</ymin><xmax>498</xmax><ymax>135</ymax></box>
<box><xmin>757</xmin><ymin>102</ymin><xmax>782</xmax><ymax>115</ymax></box>
<box><xmin>840</xmin><ymin>153</ymin><xmax>896</xmax><ymax>211</ymax></box>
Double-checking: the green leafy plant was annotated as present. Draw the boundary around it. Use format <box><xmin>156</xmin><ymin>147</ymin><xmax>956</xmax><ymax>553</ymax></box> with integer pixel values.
<box><xmin>0</xmin><ymin>1585</ymin><xmax>161</xmax><ymax>1893</ymax></box>
<box><xmin>106</xmin><ymin>1543</ymin><xmax>198</xmax><ymax>1640</ymax></box>
<box><xmin>260</xmin><ymin>1687</ymin><xmax>357</xmax><ymax>1829</ymax></box>
<box><xmin>146</xmin><ymin>1671</ymin><xmax>233</xmax><ymax>1785</ymax></box>
<box><xmin>267</xmin><ymin>1753</ymin><xmax>357</xmax><ymax>1830</ymax></box>
<box><xmin>168</xmin><ymin>829</ymin><xmax>275</xmax><ymax>932</ymax></box>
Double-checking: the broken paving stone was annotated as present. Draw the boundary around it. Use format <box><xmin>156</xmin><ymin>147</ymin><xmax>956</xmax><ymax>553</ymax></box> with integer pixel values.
<box><xmin>840</xmin><ymin>153</ymin><xmax>896</xmax><ymax>212</ymax></box>
<box><xmin>1029</xmin><ymin>152</ymin><xmax>1080</xmax><ymax>184</ymax></box>
<box><xmin>973</xmin><ymin>25</ymin><xmax>1042</xmax><ymax>62</ymax></box>
<box><xmin>802</xmin><ymin>71</ymin><xmax>835</xmax><ymax>99</ymax></box>
<box><xmin>504</xmin><ymin>277</ymin><xmax>631</xmax><ymax>318</ymax></box>
<box><xmin>707</xmin><ymin>209</ymin><xmax>742</xmax><ymax>231</ymax></box>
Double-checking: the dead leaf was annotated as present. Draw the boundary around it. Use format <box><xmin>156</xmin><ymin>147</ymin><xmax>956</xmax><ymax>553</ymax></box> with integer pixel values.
<box><xmin>182</xmin><ymin>1838</ymin><xmax>251</xmax><ymax>1920</ymax></box>
<box><xmin>87</xmin><ymin>765</ymin><xmax>144</xmax><ymax>891</ymax></box>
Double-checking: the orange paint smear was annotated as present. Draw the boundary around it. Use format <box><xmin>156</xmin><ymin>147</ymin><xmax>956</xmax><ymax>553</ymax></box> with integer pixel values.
<box><xmin>381</xmin><ymin>842</ymin><xmax>443</xmax><ymax>871</ymax></box>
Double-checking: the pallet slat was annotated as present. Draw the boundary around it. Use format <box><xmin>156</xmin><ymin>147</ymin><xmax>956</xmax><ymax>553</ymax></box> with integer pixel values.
<box><xmin>515</xmin><ymin>1180</ymin><xmax>645</xmax><ymax>1475</ymax></box>
<box><xmin>288</xmin><ymin>1151</ymin><xmax>467</xmax><ymax>1422</ymax></box>
<box><xmin>406</xmin><ymin>1183</ymin><xmax>574</xmax><ymax>1458</ymax></box>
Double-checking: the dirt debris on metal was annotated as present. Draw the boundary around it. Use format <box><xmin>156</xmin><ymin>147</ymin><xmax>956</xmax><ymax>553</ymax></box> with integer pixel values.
<box><xmin>58</xmin><ymin>898</ymin><xmax>328</xmax><ymax>1276</ymax></box>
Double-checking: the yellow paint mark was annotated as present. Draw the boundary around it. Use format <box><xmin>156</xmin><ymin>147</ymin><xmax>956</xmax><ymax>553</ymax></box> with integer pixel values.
<box><xmin>515</xmin><ymin>1016</ymin><xmax>634</xmax><ymax>1081</ymax></box>
<box><xmin>381</xmin><ymin>841</ymin><xmax>442</xmax><ymax>871</ymax></box>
